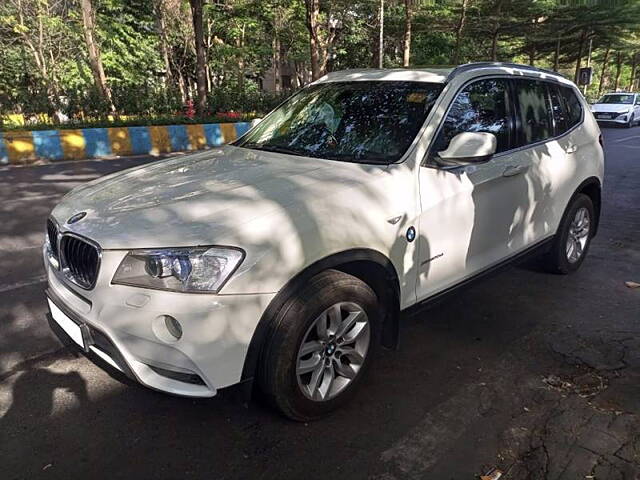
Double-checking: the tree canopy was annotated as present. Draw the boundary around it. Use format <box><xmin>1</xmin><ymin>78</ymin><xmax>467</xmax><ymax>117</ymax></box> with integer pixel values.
<box><xmin>1</xmin><ymin>0</ymin><xmax>640</xmax><ymax>125</ymax></box>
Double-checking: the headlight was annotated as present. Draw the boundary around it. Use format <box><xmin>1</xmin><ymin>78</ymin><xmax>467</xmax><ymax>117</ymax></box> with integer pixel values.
<box><xmin>112</xmin><ymin>246</ymin><xmax>244</xmax><ymax>293</ymax></box>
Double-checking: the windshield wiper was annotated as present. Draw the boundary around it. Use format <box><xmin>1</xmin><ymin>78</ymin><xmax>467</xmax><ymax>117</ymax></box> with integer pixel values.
<box><xmin>241</xmin><ymin>143</ymin><xmax>304</xmax><ymax>157</ymax></box>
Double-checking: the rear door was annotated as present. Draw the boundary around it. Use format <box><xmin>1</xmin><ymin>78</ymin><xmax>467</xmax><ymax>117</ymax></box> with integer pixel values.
<box><xmin>504</xmin><ymin>78</ymin><xmax>563</xmax><ymax>251</ymax></box>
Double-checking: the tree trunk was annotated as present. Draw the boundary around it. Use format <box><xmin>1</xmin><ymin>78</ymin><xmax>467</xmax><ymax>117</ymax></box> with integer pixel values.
<box><xmin>629</xmin><ymin>53</ymin><xmax>638</xmax><ymax>91</ymax></box>
<box><xmin>305</xmin><ymin>0</ymin><xmax>322</xmax><ymax>80</ymax></box>
<box><xmin>574</xmin><ymin>29</ymin><xmax>587</xmax><ymax>84</ymax></box>
<box><xmin>189</xmin><ymin>0</ymin><xmax>207</xmax><ymax>115</ymax></box>
<box><xmin>80</xmin><ymin>0</ymin><xmax>115</xmax><ymax>113</ymax></box>
<box><xmin>272</xmin><ymin>29</ymin><xmax>281</xmax><ymax>92</ymax></box>
<box><xmin>452</xmin><ymin>0</ymin><xmax>470</xmax><ymax>65</ymax></box>
<box><xmin>553</xmin><ymin>35</ymin><xmax>561</xmax><ymax>72</ymax></box>
<box><xmin>490</xmin><ymin>28</ymin><xmax>499</xmax><ymax>61</ymax></box>
<box><xmin>154</xmin><ymin>0</ymin><xmax>173</xmax><ymax>90</ymax></box>
<box><xmin>402</xmin><ymin>0</ymin><xmax>412</xmax><ymax>67</ymax></box>
<box><xmin>490</xmin><ymin>0</ymin><xmax>502</xmax><ymax>62</ymax></box>
<box><xmin>236</xmin><ymin>23</ymin><xmax>246</xmax><ymax>92</ymax></box>
<box><xmin>529</xmin><ymin>47</ymin><xmax>535</xmax><ymax>66</ymax></box>
<box><xmin>614</xmin><ymin>51</ymin><xmax>623</xmax><ymax>91</ymax></box>
<box><xmin>598</xmin><ymin>47</ymin><xmax>611</xmax><ymax>97</ymax></box>
<box><xmin>378</xmin><ymin>0</ymin><xmax>384</xmax><ymax>68</ymax></box>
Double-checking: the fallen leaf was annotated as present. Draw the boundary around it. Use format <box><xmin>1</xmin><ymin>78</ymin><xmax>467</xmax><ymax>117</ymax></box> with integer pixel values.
<box><xmin>480</xmin><ymin>468</ymin><xmax>503</xmax><ymax>480</ymax></box>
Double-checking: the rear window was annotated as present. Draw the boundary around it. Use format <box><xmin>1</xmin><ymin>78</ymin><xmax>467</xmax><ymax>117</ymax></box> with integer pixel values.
<box><xmin>514</xmin><ymin>79</ymin><xmax>553</xmax><ymax>145</ymax></box>
<box><xmin>549</xmin><ymin>85</ymin><xmax>569</xmax><ymax>135</ymax></box>
<box><xmin>561</xmin><ymin>86</ymin><xmax>583</xmax><ymax>130</ymax></box>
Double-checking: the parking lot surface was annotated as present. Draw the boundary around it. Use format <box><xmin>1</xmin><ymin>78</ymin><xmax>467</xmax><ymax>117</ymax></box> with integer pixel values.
<box><xmin>1</xmin><ymin>129</ymin><xmax>639</xmax><ymax>479</ymax></box>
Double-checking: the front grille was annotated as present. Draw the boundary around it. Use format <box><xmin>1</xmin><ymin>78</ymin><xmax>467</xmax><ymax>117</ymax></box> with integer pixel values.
<box><xmin>60</xmin><ymin>235</ymin><xmax>100</xmax><ymax>289</ymax></box>
<box><xmin>597</xmin><ymin>112</ymin><xmax>621</xmax><ymax>119</ymax></box>
<box><xmin>46</xmin><ymin>219</ymin><xmax>59</xmax><ymax>261</ymax></box>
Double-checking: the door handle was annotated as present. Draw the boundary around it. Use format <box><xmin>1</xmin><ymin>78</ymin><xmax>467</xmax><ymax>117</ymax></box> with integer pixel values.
<box><xmin>565</xmin><ymin>144</ymin><xmax>578</xmax><ymax>154</ymax></box>
<box><xmin>502</xmin><ymin>165</ymin><xmax>528</xmax><ymax>177</ymax></box>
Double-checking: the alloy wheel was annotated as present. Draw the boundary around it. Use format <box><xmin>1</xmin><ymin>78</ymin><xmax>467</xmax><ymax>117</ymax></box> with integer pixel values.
<box><xmin>296</xmin><ymin>302</ymin><xmax>370</xmax><ymax>402</ymax></box>
<box><xmin>566</xmin><ymin>207</ymin><xmax>590</xmax><ymax>263</ymax></box>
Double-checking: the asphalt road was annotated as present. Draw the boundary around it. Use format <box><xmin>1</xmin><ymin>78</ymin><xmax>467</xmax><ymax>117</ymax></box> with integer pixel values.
<box><xmin>1</xmin><ymin>129</ymin><xmax>639</xmax><ymax>480</ymax></box>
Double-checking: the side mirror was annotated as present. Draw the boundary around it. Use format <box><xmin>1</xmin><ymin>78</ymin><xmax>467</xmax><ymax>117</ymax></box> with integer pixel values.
<box><xmin>250</xmin><ymin>117</ymin><xmax>263</xmax><ymax>128</ymax></box>
<box><xmin>435</xmin><ymin>132</ymin><xmax>497</xmax><ymax>168</ymax></box>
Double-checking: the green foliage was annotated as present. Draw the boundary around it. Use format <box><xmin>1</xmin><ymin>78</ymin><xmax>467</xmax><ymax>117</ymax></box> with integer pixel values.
<box><xmin>2</xmin><ymin>0</ymin><xmax>640</xmax><ymax>130</ymax></box>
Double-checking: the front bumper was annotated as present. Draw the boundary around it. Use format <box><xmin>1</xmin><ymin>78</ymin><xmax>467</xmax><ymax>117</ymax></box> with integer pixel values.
<box><xmin>593</xmin><ymin>113</ymin><xmax>632</xmax><ymax>124</ymax></box>
<box><xmin>44</xmin><ymin>249</ymin><xmax>275</xmax><ymax>398</ymax></box>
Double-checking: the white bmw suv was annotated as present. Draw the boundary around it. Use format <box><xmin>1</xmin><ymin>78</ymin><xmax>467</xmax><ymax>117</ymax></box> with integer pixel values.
<box><xmin>44</xmin><ymin>63</ymin><xmax>603</xmax><ymax>420</ymax></box>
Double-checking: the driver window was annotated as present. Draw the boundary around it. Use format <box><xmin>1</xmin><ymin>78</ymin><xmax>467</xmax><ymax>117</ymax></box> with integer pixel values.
<box><xmin>432</xmin><ymin>78</ymin><xmax>512</xmax><ymax>156</ymax></box>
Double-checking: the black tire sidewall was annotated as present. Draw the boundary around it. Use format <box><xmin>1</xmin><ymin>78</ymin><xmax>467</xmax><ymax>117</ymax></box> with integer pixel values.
<box><xmin>552</xmin><ymin>194</ymin><xmax>594</xmax><ymax>274</ymax></box>
<box><xmin>260</xmin><ymin>270</ymin><xmax>381</xmax><ymax>421</ymax></box>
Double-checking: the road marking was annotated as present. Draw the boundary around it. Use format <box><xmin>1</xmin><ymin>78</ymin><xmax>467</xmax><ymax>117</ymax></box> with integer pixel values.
<box><xmin>612</xmin><ymin>135</ymin><xmax>640</xmax><ymax>143</ymax></box>
<box><xmin>0</xmin><ymin>275</ymin><xmax>47</xmax><ymax>293</ymax></box>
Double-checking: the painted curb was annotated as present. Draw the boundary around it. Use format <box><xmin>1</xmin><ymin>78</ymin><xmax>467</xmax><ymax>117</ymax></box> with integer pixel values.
<box><xmin>0</xmin><ymin>122</ymin><xmax>250</xmax><ymax>165</ymax></box>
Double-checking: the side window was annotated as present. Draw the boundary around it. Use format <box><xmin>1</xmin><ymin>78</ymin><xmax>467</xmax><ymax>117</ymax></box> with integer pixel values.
<box><xmin>548</xmin><ymin>84</ymin><xmax>568</xmax><ymax>136</ymax></box>
<box><xmin>560</xmin><ymin>86</ymin><xmax>583</xmax><ymax>129</ymax></box>
<box><xmin>514</xmin><ymin>79</ymin><xmax>553</xmax><ymax>145</ymax></box>
<box><xmin>433</xmin><ymin>78</ymin><xmax>512</xmax><ymax>155</ymax></box>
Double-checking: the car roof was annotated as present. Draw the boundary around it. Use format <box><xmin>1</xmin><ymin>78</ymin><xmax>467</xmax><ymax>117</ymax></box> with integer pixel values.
<box><xmin>313</xmin><ymin>63</ymin><xmax>571</xmax><ymax>86</ymax></box>
<box><xmin>314</xmin><ymin>68</ymin><xmax>452</xmax><ymax>84</ymax></box>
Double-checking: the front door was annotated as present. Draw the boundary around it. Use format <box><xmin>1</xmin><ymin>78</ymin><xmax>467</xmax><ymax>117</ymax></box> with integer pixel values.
<box><xmin>415</xmin><ymin>77</ymin><xmax>530</xmax><ymax>301</ymax></box>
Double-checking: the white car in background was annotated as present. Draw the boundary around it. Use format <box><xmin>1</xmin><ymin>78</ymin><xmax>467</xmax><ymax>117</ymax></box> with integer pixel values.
<box><xmin>44</xmin><ymin>63</ymin><xmax>604</xmax><ymax>420</ymax></box>
<box><xmin>590</xmin><ymin>92</ymin><xmax>640</xmax><ymax>127</ymax></box>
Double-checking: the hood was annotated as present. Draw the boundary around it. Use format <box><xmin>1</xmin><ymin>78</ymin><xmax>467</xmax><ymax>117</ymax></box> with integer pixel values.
<box><xmin>52</xmin><ymin>146</ymin><xmax>387</xmax><ymax>249</ymax></box>
<box><xmin>591</xmin><ymin>103</ymin><xmax>634</xmax><ymax>113</ymax></box>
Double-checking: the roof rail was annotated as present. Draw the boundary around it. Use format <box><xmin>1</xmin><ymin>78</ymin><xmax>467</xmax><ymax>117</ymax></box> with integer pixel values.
<box><xmin>446</xmin><ymin>62</ymin><xmax>565</xmax><ymax>82</ymax></box>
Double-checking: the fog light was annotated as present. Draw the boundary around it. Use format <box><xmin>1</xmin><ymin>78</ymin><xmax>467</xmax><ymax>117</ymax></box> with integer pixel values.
<box><xmin>152</xmin><ymin>315</ymin><xmax>183</xmax><ymax>343</ymax></box>
<box><xmin>165</xmin><ymin>315</ymin><xmax>183</xmax><ymax>340</ymax></box>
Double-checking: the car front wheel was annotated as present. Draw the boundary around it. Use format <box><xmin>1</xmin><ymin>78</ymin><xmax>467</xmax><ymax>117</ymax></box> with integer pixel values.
<box><xmin>258</xmin><ymin>269</ymin><xmax>380</xmax><ymax>421</ymax></box>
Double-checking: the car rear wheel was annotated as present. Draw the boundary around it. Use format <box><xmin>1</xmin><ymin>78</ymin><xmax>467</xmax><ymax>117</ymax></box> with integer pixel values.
<box><xmin>544</xmin><ymin>193</ymin><xmax>594</xmax><ymax>274</ymax></box>
<box><xmin>258</xmin><ymin>269</ymin><xmax>380</xmax><ymax>421</ymax></box>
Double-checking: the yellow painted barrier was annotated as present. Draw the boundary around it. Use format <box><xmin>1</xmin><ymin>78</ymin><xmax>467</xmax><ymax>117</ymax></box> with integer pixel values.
<box><xmin>4</xmin><ymin>131</ymin><xmax>35</xmax><ymax>164</ymax></box>
<box><xmin>59</xmin><ymin>130</ymin><xmax>86</xmax><ymax>160</ymax></box>
<box><xmin>186</xmin><ymin>124</ymin><xmax>207</xmax><ymax>150</ymax></box>
<box><xmin>220</xmin><ymin>123</ymin><xmax>237</xmax><ymax>143</ymax></box>
<box><xmin>149</xmin><ymin>126</ymin><xmax>171</xmax><ymax>154</ymax></box>
<box><xmin>107</xmin><ymin>127</ymin><xmax>132</xmax><ymax>155</ymax></box>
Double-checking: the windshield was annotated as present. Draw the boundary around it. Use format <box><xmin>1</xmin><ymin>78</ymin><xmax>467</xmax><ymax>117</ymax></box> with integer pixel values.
<box><xmin>235</xmin><ymin>81</ymin><xmax>444</xmax><ymax>164</ymax></box>
<box><xmin>598</xmin><ymin>94</ymin><xmax>635</xmax><ymax>104</ymax></box>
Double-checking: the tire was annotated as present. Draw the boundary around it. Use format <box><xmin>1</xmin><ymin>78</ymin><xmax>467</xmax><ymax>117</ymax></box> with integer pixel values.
<box><xmin>258</xmin><ymin>269</ymin><xmax>381</xmax><ymax>421</ymax></box>
<box><xmin>544</xmin><ymin>193</ymin><xmax>594</xmax><ymax>274</ymax></box>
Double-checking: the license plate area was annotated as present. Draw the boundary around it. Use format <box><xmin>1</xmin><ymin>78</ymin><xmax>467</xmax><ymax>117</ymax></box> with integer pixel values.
<box><xmin>47</xmin><ymin>297</ymin><xmax>89</xmax><ymax>350</ymax></box>
<box><xmin>599</xmin><ymin>114</ymin><xmax>612</xmax><ymax>119</ymax></box>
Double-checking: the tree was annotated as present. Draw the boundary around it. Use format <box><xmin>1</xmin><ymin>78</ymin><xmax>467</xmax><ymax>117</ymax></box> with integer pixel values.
<box><xmin>402</xmin><ymin>0</ymin><xmax>413</xmax><ymax>66</ymax></box>
<box><xmin>189</xmin><ymin>0</ymin><xmax>207</xmax><ymax>114</ymax></box>
<box><xmin>452</xmin><ymin>0</ymin><xmax>471</xmax><ymax>65</ymax></box>
<box><xmin>598</xmin><ymin>46</ymin><xmax>611</xmax><ymax>96</ymax></box>
<box><xmin>80</xmin><ymin>0</ymin><xmax>115</xmax><ymax>113</ymax></box>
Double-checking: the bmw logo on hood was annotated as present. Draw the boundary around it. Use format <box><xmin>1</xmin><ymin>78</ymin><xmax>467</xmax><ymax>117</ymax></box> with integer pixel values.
<box><xmin>67</xmin><ymin>212</ymin><xmax>87</xmax><ymax>225</ymax></box>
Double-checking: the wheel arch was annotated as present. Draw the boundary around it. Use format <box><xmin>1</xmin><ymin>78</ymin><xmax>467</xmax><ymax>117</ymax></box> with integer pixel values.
<box><xmin>573</xmin><ymin>176</ymin><xmax>602</xmax><ymax>237</ymax></box>
<box><xmin>240</xmin><ymin>248</ymin><xmax>401</xmax><ymax>384</ymax></box>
